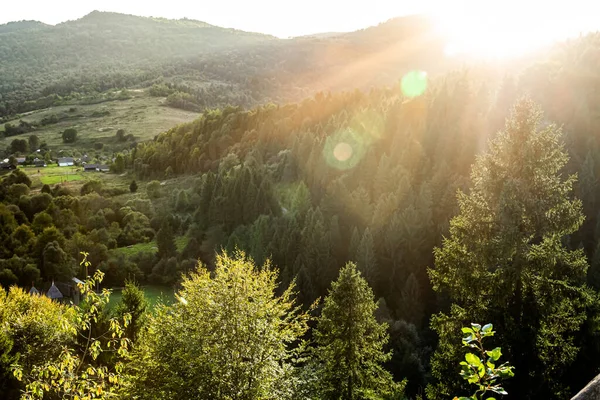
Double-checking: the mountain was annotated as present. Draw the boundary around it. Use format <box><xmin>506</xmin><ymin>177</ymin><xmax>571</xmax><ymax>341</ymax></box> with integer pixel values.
<box><xmin>0</xmin><ymin>20</ymin><xmax>49</xmax><ymax>33</ymax></box>
<box><xmin>0</xmin><ymin>12</ymin><xmax>450</xmax><ymax>118</ymax></box>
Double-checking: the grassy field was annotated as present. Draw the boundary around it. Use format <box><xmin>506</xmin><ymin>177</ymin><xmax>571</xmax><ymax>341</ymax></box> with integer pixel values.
<box><xmin>18</xmin><ymin>163</ymin><xmax>139</xmax><ymax>191</ymax></box>
<box><xmin>108</xmin><ymin>284</ymin><xmax>176</xmax><ymax>309</ymax></box>
<box><xmin>112</xmin><ymin>236</ymin><xmax>189</xmax><ymax>257</ymax></box>
<box><xmin>0</xmin><ymin>90</ymin><xmax>199</xmax><ymax>151</ymax></box>
<box><xmin>20</xmin><ymin>165</ymin><xmax>85</xmax><ymax>188</ymax></box>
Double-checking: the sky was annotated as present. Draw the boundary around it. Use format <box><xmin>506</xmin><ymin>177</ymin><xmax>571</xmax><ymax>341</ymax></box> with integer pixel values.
<box><xmin>1</xmin><ymin>0</ymin><xmax>599</xmax><ymax>40</ymax></box>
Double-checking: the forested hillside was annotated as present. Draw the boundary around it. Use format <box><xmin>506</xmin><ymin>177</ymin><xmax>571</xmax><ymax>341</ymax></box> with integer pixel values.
<box><xmin>2</xmin><ymin>10</ymin><xmax>600</xmax><ymax>400</ymax></box>
<box><xmin>0</xmin><ymin>13</ymin><xmax>449</xmax><ymax>118</ymax></box>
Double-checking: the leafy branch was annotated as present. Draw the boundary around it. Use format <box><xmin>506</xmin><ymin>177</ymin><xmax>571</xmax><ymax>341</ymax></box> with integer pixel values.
<box><xmin>454</xmin><ymin>323</ymin><xmax>514</xmax><ymax>400</ymax></box>
<box><xmin>12</xmin><ymin>252</ymin><xmax>131</xmax><ymax>400</ymax></box>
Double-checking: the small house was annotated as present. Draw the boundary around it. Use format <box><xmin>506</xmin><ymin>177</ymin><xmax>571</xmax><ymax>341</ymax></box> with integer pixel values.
<box><xmin>33</xmin><ymin>158</ymin><xmax>46</xmax><ymax>167</ymax></box>
<box><xmin>84</xmin><ymin>164</ymin><xmax>98</xmax><ymax>172</ymax></box>
<box><xmin>97</xmin><ymin>165</ymin><xmax>110</xmax><ymax>173</ymax></box>
<box><xmin>46</xmin><ymin>282</ymin><xmax>64</xmax><ymax>300</ymax></box>
<box><xmin>29</xmin><ymin>286</ymin><xmax>40</xmax><ymax>295</ymax></box>
<box><xmin>58</xmin><ymin>157</ymin><xmax>74</xmax><ymax>167</ymax></box>
<box><xmin>0</xmin><ymin>162</ymin><xmax>16</xmax><ymax>170</ymax></box>
<box><xmin>16</xmin><ymin>157</ymin><xmax>26</xmax><ymax>165</ymax></box>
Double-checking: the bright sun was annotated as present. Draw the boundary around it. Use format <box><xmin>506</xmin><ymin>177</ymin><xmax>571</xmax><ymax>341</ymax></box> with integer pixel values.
<box><xmin>429</xmin><ymin>2</ymin><xmax>595</xmax><ymax>59</ymax></box>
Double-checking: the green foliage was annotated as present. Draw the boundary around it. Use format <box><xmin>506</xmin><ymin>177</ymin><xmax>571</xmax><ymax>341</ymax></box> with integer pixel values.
<box><xmin>314</xmin><ymin>262</ymin><xmax>402</xmax><ymax>399</ymax></box>
<box><xmin>10</xmin><ymin>138</ymin><xmax>28</xmax><ymax>154</ymax></box>
<box><xmin>146</xmin><ymin>180</ymin><xmax>162</xmax><ymax>199</ymax></box>
<box><xmin>454</xmin><ymin>323</ymin><xmax>514</xmax><ymax>400</ymax></box>
<box><xmin>112</xmin><ymin>153</ymin><xmax>125</xmax><ymax>173</ymax></box>
<box><xmin>156</xmin><ymin>220</ymin><xmax>177</xmax><ymax>260</ymax></box>
<box><xmin>127</xmin><ymin>250</ymin><xmax>311</xmax><ymax>399</ymax></box>
<box><xmin>12</xmin><ymin>253</ymin><xmax>131</xmax><ymax>400</ymax></box>
<box><xmin>0</xmin><ymin>283</ymin><xmax>74</xmax><ymax>398</ymax></box>
<box><xmin>114</xmin><ymin>280</ymin><xmax>149</xmax><ymax>342</ymax></box>
<box><xmin>115</xmin><ymin>129</ymin><xmax>126</xmax><ymax>142</ymax></box>
<box><xmin>27</xmin><ymin>135</ymin><xmax>39</xmax><ymax>150</ymax></box>
<box><xmin>61</xmin><ymin>128</ymin><xmax>77</xmax><ymax>143</ymax></box>
<box><xmin>427</xmin><ymin>98</ymin><xmax>598</xmax><ymax>399</ymax></box>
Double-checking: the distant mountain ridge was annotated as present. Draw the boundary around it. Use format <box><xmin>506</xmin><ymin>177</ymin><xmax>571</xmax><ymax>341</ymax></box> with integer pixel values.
<box><xmin>0</xmin><ymin>20</ymin><xmax>49</xmax><ymax>33</ymax></box>
<box><xmin>0</xmin><ymin>11</ymin><xmax>450</xmax><ymax>118</ymax></box>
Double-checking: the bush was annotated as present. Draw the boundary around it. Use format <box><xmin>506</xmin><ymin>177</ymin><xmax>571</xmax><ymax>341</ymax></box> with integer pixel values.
<box><xmin>61</xmin><ymin>128</ymin><xmax>77</xmax><ymax>143</ymax></box>
<box><xmin>146</xmin><ymin>180</ymin><xmax>162</xmax><ymax>199</ymax></box>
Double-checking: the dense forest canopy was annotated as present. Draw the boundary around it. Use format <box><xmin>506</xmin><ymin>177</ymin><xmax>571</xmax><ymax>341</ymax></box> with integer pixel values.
<box><xmin>2</xmin><ymin>9</ymin><xmax>600</xmax><ymax>400</ymax></box>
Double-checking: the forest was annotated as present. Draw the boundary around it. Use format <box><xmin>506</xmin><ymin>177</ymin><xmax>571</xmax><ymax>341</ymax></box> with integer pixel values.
<box><xmin>2</xmin><ymin>9</ymin><xmax>600</xmax><ymax>400</ymax></box>
<box><xmin>0</xmin><ymin>12</ymin><xmax>447</xmax><ymax>119</ymax></box>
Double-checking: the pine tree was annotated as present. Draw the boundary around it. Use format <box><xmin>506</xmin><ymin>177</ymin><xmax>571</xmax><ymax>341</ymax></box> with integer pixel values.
<box><xmin>314</xmin><ymin>262</ymin><xmax>398</xmax><ymax>400</ymax></box>
<box><xmin>356</xmin><ymin>227</ymin><xmax>377</xmax><ymax>286</ymax></box>
<box><xmin>398</xmin><ymin>273</ymin><xmax>423</xmax><ymax>326</ymax></box>
<box><xmin>156</xmin><ymin>221</ymin><xmax>177</xmax><ymax>260</ymax></box>
<box><xmin>427</xmin><ymin>98</ymin><xmax>597</xmax><ymax>399</ymax></box>
<box><xmin>349</xmin><ymin>227</ymin><xmax>360</xmax><ymax>262</ymax></box>
<box><xmin>114</xmin><ymin>281</ymin><xmax>148</xmax><ymax>342</ymax></box>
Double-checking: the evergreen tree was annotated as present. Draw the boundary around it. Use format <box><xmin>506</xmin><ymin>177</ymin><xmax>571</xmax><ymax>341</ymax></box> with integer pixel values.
<box><xmin>427</xmin><ymin>98</ymin><xmax>597</xmax><ymax>399</ymax></box>
<box><xmin>314</xmin><ymin>262</ymin><xmax>398</xmax><ymax>400</ymax></box>
<box><xmin>114</xmin><ymin>281</ymin><xmax>148</xmax><ymax>342</ymax></box>
<box><xmin>156</xmin><ymin>221</ymin><xmax>176</xmax><ymax>260</ymax></box>
<box><xmin>349</xmin><ymin>226</ymin><xmax>360</xmax><ymax>262</ymax></box>
<box><xmin>356</xmin><ymin>227</ymin><xmax>377</xmax><ymax>286</ymax></box>
<box><xmin>129</xmin><ymin>180</ymin><xmax>138</xmax><ymax>193</ymax></box>
<box><xmin>398</xmin><ymin>273</ymin><xmax>423</xmax><ymax>326</ymax></box>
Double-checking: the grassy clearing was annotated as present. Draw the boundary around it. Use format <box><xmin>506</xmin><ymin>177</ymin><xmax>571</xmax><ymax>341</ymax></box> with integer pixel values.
<box><xmin>0</xmin><ymin>91</ymin><xmax>199</xmax><ymax>151</ymax></box>
<box><xmin>111</xmin><ymin>236</ymin><xmax>189</xmax><ymax>257</ymax></box>
<box><xmin>40</xmin><ymin>174</ymin><xmax>84</xmax><ymax>185</ymax></box>
<box><xmin>21</xmin><ymin>165</ymin><xmax>85</xmax><ymax>188</ymax></box>
<box><xmin>108</xmin><ymin>284</ymin><xmax>176</xmax><ymax>309</ymax></box>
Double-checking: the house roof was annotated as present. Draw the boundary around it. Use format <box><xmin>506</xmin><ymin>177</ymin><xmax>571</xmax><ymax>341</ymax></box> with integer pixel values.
<box><xmin>58</xmin><ymin>157</ymin><xmax>74</xmax><ymax>163</ymax></box>
<box><xmin>29</xmin><ymin>286</ymin><xmax>40</xmax><ymax>295</ymax></box>
<box><xmin>72</xmin><ymin>277</ymin><xmax>84</xmax><ymax>285</ymax></box>
<box><xmin>46</xmin><ymin>282</ymin><xmax>63</xmax><ymax>299</ymax></box>
<box><xmin>572</xmin><ymin>374</ymin><xmax>600</xmax><ymax>399</ymax></box>
<box><xmin>84</xmin><ymin>164</ymin><xmax>98</xmax><ymax>169</ymax></box>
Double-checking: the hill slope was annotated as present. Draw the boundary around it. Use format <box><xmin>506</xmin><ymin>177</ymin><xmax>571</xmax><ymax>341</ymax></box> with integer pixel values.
<box><xmin>0</xmin><ymin>13</ymin><xmax>451</xmax><ymax>118</ymax></box>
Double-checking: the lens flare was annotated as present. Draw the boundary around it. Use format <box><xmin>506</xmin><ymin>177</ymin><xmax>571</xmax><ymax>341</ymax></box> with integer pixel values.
<box><xmin>333</xmin><ymin>142</ymin><xmax>353</xmax><ymax>162</ymax></box>
<box><xmin>401</xmin><ymin>70</ymin><xmax>428</xmax><ymax>98</ymax></box>
<box><xmin>323</xmin><ymin>129</ymin><xmax>366</xmax><ymax>171</ymax></box>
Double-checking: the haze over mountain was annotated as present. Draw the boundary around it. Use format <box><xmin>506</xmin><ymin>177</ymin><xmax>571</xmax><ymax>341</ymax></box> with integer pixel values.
<box><xmin>0</xmin><ymin>11</ymin><xmax>450</xmax><ymax>118</ymax></box>
<box><xmin>4</xmin><ymin>3</ymin><xmax>600</xmax><ymax>400</ymax></box>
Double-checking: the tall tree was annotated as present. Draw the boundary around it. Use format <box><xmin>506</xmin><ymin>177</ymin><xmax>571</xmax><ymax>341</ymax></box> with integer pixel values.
<box><xmin>114</xmin><ymin>281</ymin><xmax>148</xmax><ymax>342</ymax></box>
<box><xmin>127</xmin><ymin>250</ymin><xmax>310</xmax><ymax>400</ymax></box>
<box><xmin>356</xmin><ymin>227</ymin><xmax>377</xmax><ymax>286</ymax></box>
<box><xmin>314</xmin><ymin>262</ymin><xmax>399</xmax><ymax>400</ymax></box>
<box><xmin>427</xmin><ymin>98</ymin><xmax>597</xmax><ymax>399</ymax></box>
<box><xmin>156</xmin><ymin>220</ymin><xmax>176</xmax><ymax>260</ymax></box>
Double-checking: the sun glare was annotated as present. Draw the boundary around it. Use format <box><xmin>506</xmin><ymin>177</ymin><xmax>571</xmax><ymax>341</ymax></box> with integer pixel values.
<box><xmin>430</xmin><ymin>3</ymin><xmax>588</xmax><ymax>59</ymax></box>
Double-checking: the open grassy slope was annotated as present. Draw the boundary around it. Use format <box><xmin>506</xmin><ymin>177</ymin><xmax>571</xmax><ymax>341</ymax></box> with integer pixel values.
<box><xmin>0</xmin><ymin>90</ymin><xmax>199</xmax><ymax>151</ymax></box>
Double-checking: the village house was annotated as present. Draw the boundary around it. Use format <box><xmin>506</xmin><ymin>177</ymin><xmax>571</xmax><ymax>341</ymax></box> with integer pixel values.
<box><xmin>57</xmin><ymin>157</ymin><xmax>74</xmax><ymax>167</ymax></box>
<box><xmin>33</xmin><ymin>158</ymin><xmax>47</xmax><ymax>167</ymax></box>
<box><xmin>34</xmin><ymin>278</ymin><xmax>83</xmax><ymax>305</ymax></box>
